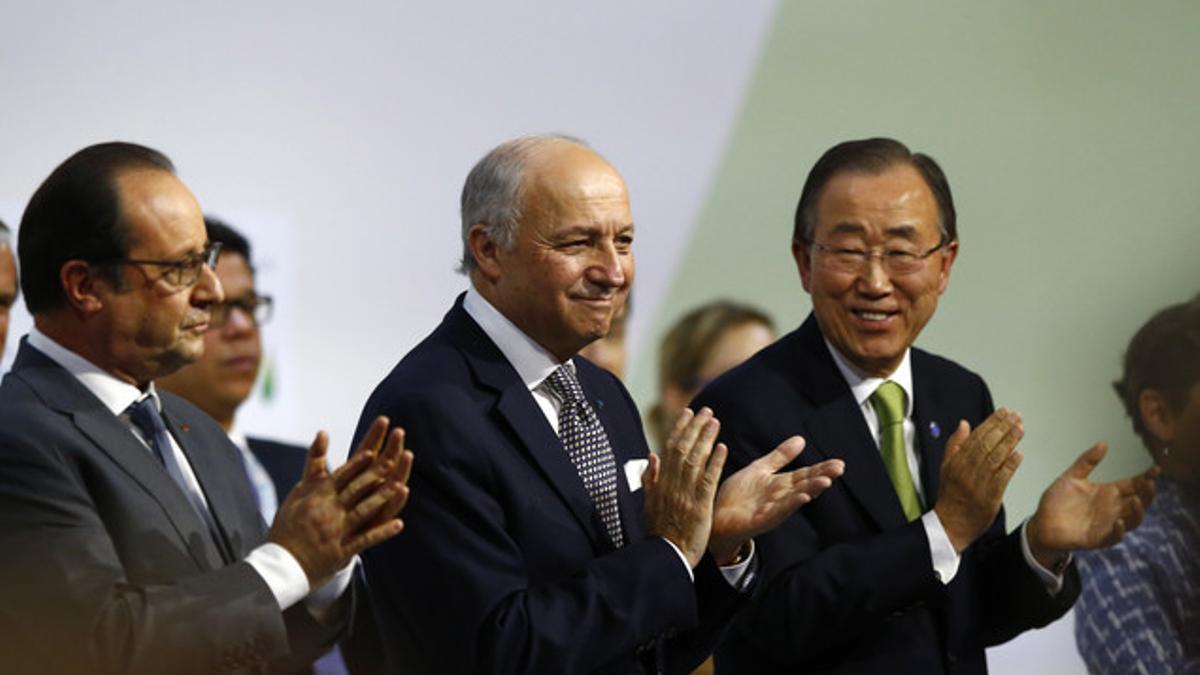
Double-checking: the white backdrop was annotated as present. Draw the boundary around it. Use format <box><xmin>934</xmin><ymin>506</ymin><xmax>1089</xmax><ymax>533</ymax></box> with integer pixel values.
<box><xmin>0</xmin><ymin>4</ymin><xmax>1091</xmax><ymax>671</ymax></box>
<box><xmin>0</xmin><ymin>1</ymin><xmax>776</xmax><ymax>452</ymax></box>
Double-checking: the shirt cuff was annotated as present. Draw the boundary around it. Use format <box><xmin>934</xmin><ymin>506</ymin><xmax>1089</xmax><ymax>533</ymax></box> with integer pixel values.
<box><xmin>245</xmin><ymin>542</ymin><xmax>310</xmax><ymax>611</ymax></box>
<box><xmin>718</xmin><ymin>539</ymin><xmax>757</xmax><ymax>591</ymax></box>
<box><xmin>921</xmin><ymin>510</ymin><xmax>961</xmax><ymax>584</ymax></box>
<box><xmin>661</xmin><ymin>537</ymin><xmax>695</xmax><ymax>583</ymax></box>
<box><xmin>1019</xmin><ymin>519</ymin><xmax>1070</xmax><ymax>595</ymax></box>
<box><xmin>305</xmin><ymin>556</ymin><xmax>358</xmax><ymax>622</ymax></box>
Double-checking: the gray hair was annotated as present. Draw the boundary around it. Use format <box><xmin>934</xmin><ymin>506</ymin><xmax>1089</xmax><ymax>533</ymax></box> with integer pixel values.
<box><xmin>0</xmin><ymin>218</ymin><xmax>9</xmax><ymax>246</ymax></box>
<box><xmin>458</xmin><ymin>133</ymin><xmax>589</xmax><ymax>274</ymax></box>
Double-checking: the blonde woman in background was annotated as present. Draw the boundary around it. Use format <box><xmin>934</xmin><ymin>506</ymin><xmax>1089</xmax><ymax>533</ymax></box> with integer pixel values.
<box><xmin>648</xmin><ymin>300</ymin><xmax>776</xmax><ymax>452</ymax></box>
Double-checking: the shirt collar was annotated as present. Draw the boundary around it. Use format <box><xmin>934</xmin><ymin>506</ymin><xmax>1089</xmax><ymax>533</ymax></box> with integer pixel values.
<box><xmin>463</xmin><ymin>285</ymin><xmax>574</xmax><ymax>392</ymax></box>
<box><xmin>824</xmin><ymin>338</ymin><xmax>914</xmax><ymax>418</ymax></box>
<box><xmin>227</xmin><ymin>425</ymin><xmax>250</xmax><ymax>454</ymax></box>
<box><xmin>27</xmin><ymin>326</ymin><xmax>158</xmax><ymax>416</ymax></box>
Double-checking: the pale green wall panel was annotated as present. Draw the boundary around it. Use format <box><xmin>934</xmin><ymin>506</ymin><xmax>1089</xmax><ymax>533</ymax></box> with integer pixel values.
<box><xmin>631</xmin><ymin>1</ymin><xmax>1200</xmax><ymax>521</ymax></box>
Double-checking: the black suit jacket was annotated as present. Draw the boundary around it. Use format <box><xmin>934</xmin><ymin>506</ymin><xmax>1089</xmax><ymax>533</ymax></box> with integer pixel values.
<box><xmin>353</xmin><ymin>297</ymin><xmax>746</xmax><ymax>675</ymax></box>
<box><xmin>0</xmin><ymin>341</ymin><xmax>341</xmax><ymax>674</ymax></box>
<box><xmin>691</xmin><ymin>315</ymin><xmax>1078</xmax><ymax>674</ymax></box>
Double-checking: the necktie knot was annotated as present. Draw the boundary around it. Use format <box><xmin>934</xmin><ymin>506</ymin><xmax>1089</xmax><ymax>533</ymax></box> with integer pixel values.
<box><xmin>129</xmin><ymin>395</ymin><xmax>168</xmax><ymax>444</ymax></box>
<box><xmin>870</xmin><ymin>381</ymin><xmax>907</xmax><ymax>428</ymax></box>
<box><xmin>545</xmin><ymin>365</ymin><xmax>585</xmax><ymax>407</ymax></box>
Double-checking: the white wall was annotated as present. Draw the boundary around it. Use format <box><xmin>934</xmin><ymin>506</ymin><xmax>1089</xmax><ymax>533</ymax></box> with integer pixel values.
<box><xmin>0</xmin><ymin>1</ymin><xmax>776</xmax><ymax>453</ymax></box>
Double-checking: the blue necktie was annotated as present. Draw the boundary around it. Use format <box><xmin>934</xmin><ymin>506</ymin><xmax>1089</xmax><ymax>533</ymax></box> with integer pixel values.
<box><xmin>545</xmin><ymin>366</ymin><xmax>625</xmax><ymax>548</ymax></box>
<box><xmin>128</xmin><ymin>396</ymin><xmax>221</xmax><ymax>536</ymax></box>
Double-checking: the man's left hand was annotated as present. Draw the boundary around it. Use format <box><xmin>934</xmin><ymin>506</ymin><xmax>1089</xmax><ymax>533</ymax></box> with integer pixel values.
<box><xmin>1026</xmin><ymin>442</ymin><xmax>1159</xmax><ymax>569</ymax></box>
<box><xmin>708</xmin><ymin>436</ymin><xmax>845</xmax><ymax>565</ymax></box>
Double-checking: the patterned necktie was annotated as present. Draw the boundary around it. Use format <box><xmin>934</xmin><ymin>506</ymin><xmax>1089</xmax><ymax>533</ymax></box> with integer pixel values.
<box><xmin>128</xmin><ymin>396</ymin><xmax>220</xmax><ymax>534</ymax></box>
<box><xmin>544</xmin><ymin>365</ymin><xmax>625</xmax><ymax>548</ymax></box>
<box><xmin>869</xmin><ymin>381</ymin><xmax>923</xmax><ymax>521</ymax></box>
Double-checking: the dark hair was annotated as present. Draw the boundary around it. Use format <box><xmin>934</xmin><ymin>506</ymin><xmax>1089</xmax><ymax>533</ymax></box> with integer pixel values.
<box><xmin>204</xmin><ymin>216</ymin><xmax>254</xmax><ymax>273</ymax></box>
<box><xmin>1114</xmin><ymin>296</ymin><xmax>1200</xmax><ymax>452</ymax></box>
<box><xmin>793</xmin><ymin>138</ymin><xmax>956</xmax><ymax>244</ymax></box>
<box><xmin>18</xmin><ymin>142</ymin><xmax>175</xmax><ymax>313</ymax></box>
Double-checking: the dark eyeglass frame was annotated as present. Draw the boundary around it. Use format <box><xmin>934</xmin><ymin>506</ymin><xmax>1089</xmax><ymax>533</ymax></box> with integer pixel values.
<box><xmin>208</xmin><ymin>293</ymin><xmax>274</xmax><ymax>329</ymax></box>
<box><xmin>103</xmin><ymin>242</ymin><xmax>223</xmax><ymax>289</ymax></box>
<box><xmin>805</xmin><ymin>236</ymin><xmax>948</xmax><ymax>275</ymax></box>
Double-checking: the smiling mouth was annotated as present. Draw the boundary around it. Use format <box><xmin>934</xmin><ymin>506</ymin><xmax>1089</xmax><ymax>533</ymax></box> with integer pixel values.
<box><xmin>852</xmin><ymin>309</ymin><xmax>898</xmax><ymax>323</ymax></box>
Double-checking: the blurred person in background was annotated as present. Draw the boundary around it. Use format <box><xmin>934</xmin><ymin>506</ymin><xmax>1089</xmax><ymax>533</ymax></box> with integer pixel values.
<box><xmin>647</xmin><ymin>300</ymin><xmax>775</xmax><ymax>451</ymax></box>
<box><xmin>1075</xmin><ymin>295</ymin><xmax>1200</xmax><ymax>673</ymax></box>
<box><xmin>0</xmin><ymin>219</ymin><xmax>17</xmax><ymax>362</ymax></box>
<box><xmin>158</xmin><ymin>216</ymin><xmax>386</xmax><ymax>675</ymax></box>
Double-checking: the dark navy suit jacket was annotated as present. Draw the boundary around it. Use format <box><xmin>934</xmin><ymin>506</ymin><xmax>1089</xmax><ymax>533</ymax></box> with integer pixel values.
<box><xmin>692</xmin><ymin>315</ymin><xmax>1078</xmax><ymax>675</ymax></box>
<box><xmin>353</xmin><ymin>297</ymin><xmax>745</xmax><ymax>674</ymax></box>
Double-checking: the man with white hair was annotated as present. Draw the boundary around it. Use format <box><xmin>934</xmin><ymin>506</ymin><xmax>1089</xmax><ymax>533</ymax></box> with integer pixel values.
<box><xmin>355</xmin><ymin>134</ymin><xmax>846</xmax><ymax>674</ymax></box>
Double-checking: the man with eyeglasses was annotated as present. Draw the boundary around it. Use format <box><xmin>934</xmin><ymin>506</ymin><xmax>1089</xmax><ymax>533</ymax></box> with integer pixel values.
<box><xmin>0</xmin><ymin>142</ymin><xmax>412</xmax><ymax>674</ymax></box>
<box><xmin>692</xmin><ymin>137</ymin><xmax>1158</xmax><ymax>674</ymax></box>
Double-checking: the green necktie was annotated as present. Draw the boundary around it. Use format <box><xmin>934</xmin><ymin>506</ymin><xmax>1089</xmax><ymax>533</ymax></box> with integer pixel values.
<box><xmin>869</xmin><ymin>381</ymin><xmax>923</xmax><ymax>521</ymax></box>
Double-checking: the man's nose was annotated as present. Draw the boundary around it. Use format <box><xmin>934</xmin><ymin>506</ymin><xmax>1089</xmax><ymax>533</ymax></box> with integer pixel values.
<box><xmin>222</xmin><ymin>304</ymin><xmax>257</xmax><ymax>335</ymax></box>
<box><xmin>192</xmin><ymin>263</ymin><xmax>224</xmax><ymax>306</ymax></box>
<box><xmin>587</xmin><ymin>244</ymin><xmax>627</xmax><ymax>288</ymax></box>
<box><xmin>856</xmin><ymin>254</ymin><xmax>893</xmax><ymax>295</ymax></box>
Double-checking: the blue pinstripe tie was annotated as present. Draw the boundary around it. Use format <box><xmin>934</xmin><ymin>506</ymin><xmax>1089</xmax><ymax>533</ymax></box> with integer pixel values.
<box><xmin>545</xmin><ymin>366</ymin><xmax>625</xmax><ymax>548</ymax></box>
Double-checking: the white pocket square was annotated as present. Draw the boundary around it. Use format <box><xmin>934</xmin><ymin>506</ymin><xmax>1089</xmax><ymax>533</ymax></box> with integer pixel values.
<box><xmin>623</xmin><ymin>458</ymin><xmax>649</xmax><ymax>492</ymax></box>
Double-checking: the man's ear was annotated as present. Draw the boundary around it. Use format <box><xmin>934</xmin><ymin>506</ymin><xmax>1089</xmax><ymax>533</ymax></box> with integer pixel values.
<box><xmin>792</xmin><ymin>239</ymin><xmax>813</xmax><ymax>293</ymax></box>
<box><xmin>937</xmin><ymin>239</ymin><xmax>959</xmax><ymax>295</ymax></box>
<box><xmin>60</xmin><ymin>260</ymin><xmax>107</xmax><ymax>314</ymax></box>
<box><xmin>467</xmin><ymin>224</ymin><xmax>504</xmax><ymax>282</ymax></box>
<box><xmin>1139</xmin><ymin>388</ymin><xmax>1176</xmax><ymax>446</ymax></box>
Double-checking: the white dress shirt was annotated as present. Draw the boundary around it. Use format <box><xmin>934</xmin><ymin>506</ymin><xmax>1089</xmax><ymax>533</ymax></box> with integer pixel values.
<box><xmin>26</xmin><ymin>328</ymin><xmax>354</xmax><ymax>616</ymax></box>
<box><xmin>463</xmin><ymin>287</ymin><xmax>755</xmax><ymax>587</ymax></box>
<box><xmin>825</xmin><ymin>339</ymin><xmax>1066</xmax><ymax>592</ymax></box>
<box><xmin>228</xmin><ymin>428</ymin><xmax>280</xmax><ymax>525</ymax></box>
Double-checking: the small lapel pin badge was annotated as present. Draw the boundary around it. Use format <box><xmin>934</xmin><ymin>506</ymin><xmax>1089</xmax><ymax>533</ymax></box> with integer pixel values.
<box><xmin>180</xmin><ymin>423</ymin><xmax>190</xmax><ymax>433</ymax></box>
<box><xmin>928</xmin><ymin>421</ymin><xmax>940</xmax><ymax>439</ymax></box>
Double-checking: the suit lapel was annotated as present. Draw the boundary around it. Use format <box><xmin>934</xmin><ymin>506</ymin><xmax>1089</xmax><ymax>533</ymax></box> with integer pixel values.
<box><xmin>911</xmin><ymin>353</ymin><xmax>948</xmax><ymax>503</ymax></box>
<box><xmin>13</xmin><ymin>344</ymin><xmax>224</xmax><ymax>570</ymax></box>
<box><xmin>162</xmin><ymin>406</ymin><xmax>246</xmax><ymax>563</ymax></box>
<box><xmin>445</xmin><ymin>303</ymin><xmax>611</xmax><ymax>552</ymax></box>
<box><xmin>587</xmin><ymin>373</ymin><xmax>647</xmax><ymax>544</ymax></box>
<box><xmin>788</xmin><ymin>317</ymin><xmax>910</xmax><ymax>531</ymax></box>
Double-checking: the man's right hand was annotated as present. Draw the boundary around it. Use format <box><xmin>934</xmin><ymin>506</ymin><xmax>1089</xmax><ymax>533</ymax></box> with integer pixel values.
<box><xmin>642</xmin><ymin>408</ymin><xmax>726</xmax><ymax>568</ymax></box>
<box><xmin>933</xmin><ymin>409</ymin><xmax>1024</xmax><ymax>553</ymax></box>
<box><xmin>267</xmin><ymin>416</ymin><xmax>414</xmax><ymax>588</ymax></box>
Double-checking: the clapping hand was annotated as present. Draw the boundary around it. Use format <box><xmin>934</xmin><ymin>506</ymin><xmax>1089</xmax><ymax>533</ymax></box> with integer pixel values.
<box><xmin>268</xmin><ymin>416</ymin><xmax>414</xmax><ymax>588</ymax></box>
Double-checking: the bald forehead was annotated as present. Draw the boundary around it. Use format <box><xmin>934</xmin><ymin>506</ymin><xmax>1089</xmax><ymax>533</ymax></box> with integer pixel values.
<box><xmin>521</xmin><ymin>143</ymin><xmax>627</xmax><ymax>206</ymax></box>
